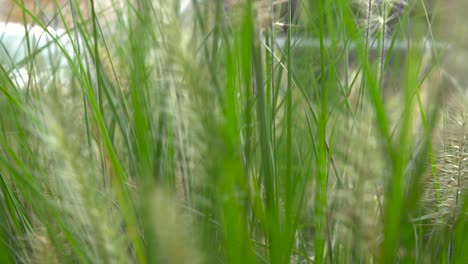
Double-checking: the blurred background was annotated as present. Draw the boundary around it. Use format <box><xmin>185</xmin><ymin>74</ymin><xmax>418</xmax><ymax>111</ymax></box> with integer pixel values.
<box><xmin>1</xmin><ymin>1</ymin><xmax>468</xmax><ymax>263</ymax></box>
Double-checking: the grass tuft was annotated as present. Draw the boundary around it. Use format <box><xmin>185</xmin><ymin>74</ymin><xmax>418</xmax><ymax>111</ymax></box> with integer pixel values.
<box><xmin>1</xmin><ymin>0</ymin><xmax>467</xmax><ymax>263</ymax></box>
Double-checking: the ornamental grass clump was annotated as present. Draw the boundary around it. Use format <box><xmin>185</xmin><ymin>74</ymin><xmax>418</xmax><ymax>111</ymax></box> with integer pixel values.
<box><xmin>1</xmin><ymin>0</ymin><xmax>468</xmax><ymax>263</ymax></box>
<box><xmin>425</xmin><ymin>92</ymin><xmax>468</xmax><ymax>227</ymax></box>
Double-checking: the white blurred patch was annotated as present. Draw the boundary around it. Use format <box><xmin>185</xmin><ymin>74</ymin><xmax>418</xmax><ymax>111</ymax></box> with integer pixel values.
<box><xmin>0</xmin><ymin>22</ymin><xmax>76</xmax><ymax>91</ymax></box>
<box><xmin>179</xmin><ymin>0</ymin><xmax>192</xmax><ymax>14</ymax></box>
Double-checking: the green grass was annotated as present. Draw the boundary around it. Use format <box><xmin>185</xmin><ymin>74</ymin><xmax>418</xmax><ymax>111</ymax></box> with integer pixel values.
<box><xmin>1</xmin><ymin>0</ymin><xmax>468</xmax><ymax>263</ymax></box>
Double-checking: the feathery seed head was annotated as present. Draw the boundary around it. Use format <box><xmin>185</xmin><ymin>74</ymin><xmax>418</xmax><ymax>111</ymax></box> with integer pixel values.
<box><xmin>353</xmin><ymin>0</ymin><xmax>408</xmax><ymax>38</ymax></box>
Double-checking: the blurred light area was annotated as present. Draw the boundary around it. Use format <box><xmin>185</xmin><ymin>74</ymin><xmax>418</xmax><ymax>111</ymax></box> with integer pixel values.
<box><xmin>0</xmin><ymin>22</ymin><xmax>75</xmax><ymax>90</ymax></box>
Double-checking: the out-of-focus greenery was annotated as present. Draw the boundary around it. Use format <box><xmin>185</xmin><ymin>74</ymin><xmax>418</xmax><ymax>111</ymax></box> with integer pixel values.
<box><xmin>0</xmin><ymin>0</ymin><xmax>467</xmax><ymax>263</ymax></box>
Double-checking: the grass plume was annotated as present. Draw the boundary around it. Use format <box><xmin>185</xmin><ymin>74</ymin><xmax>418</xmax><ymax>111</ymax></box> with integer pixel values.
<box><xmin>0</xmin><ymin>0</ymin><xmax>467</xmax><ymax>263</ymax></box>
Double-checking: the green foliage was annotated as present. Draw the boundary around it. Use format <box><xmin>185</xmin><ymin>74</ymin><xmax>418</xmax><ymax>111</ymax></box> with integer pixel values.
<box><xmin>0</xmin><ymin>0</ymin><xmax>467</xmax><ymax>263</ymax></box>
